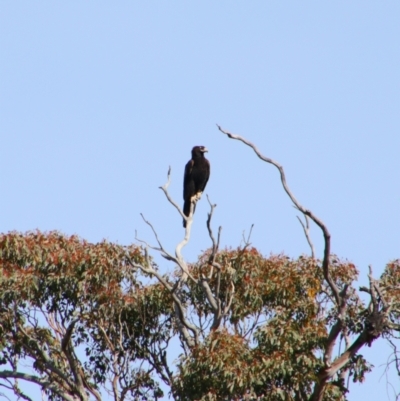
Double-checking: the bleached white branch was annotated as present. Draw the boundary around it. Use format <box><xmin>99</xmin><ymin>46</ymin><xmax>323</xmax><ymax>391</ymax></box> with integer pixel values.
<box><xmin>153</xmin><ymin>167</ymin><xmax>197</xmax><ymax>280</ymax></box>
<box><xmin>159</xmin><ymin>166</ymin><xmax>188</xmax><ymax>222</ymax></box>
<box><xmin>137</xmin><ymin>214</ymin><xmax>175</xmax><ymax>262</ymax></box>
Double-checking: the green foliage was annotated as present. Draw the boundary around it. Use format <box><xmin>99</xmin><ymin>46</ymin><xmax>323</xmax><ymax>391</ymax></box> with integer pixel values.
<box><xmin>178</xmin><ymin>249</ymin><xmax>362</xmax><ymax>400</ymax></box>
<box><xmin>0</xmin><ymin>231</ymin><xmax>168</xmax><ymax>400</ymax></box>
<box><xmin>0</xmin><ymin>232</ymin><xmax>399</xmax><ymax>401</ymax></box>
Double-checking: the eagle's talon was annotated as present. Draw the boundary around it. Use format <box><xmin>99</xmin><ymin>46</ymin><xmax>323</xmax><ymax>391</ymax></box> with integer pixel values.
<box><xmin>191</xmin><ymin>192</ymin><xmax>202</xmax><ymax>203</ymax></box>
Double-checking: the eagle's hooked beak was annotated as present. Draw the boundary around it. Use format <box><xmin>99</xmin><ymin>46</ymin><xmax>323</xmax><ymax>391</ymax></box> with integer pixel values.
<box><xmin>201</xmin><ymin>147</ymin><xmax>208</xmax><ymax>153</ymax></box>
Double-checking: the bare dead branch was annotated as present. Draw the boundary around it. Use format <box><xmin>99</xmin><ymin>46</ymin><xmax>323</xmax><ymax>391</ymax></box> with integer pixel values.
<box><xmin>205</xmin><ymin>197</ymin><xmax>222</xmax><ymax>281</ymax></box>
<box><xmin>159</xmin><ymin>166</ymin><xmax>188</xmax><ymax>222</ymax></box>
<box><xmin>159</xmin><ymin>166</ymin><xmax>201</xmax><ymax>262</ymax></box>
<box><xmin>217</xmin><ymin>124</ymin><xmax>340</xmax><ymax>307</ymax></box>
<box><xmin>242</xmin><ymin>224</ymin><xmax>254</xmax><ymax>247</ymax></box>
<box><xmin>138</xmin><ymin>214</ymin><xmax>175</xmax><ymax>261</ymax></box>
<box><xmin>136</xmin><ymin>218</ymin><xmax>197</xmax><ymax>284</ymax></box>
<box><xmin>206</xmin><ymin>194</ymin><xmax>220</xmax><ymax>256</ymax></box>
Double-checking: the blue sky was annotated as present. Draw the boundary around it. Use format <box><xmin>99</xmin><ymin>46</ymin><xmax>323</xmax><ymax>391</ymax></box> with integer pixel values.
<box><xmin>1</xmin><ymin>2</ymin><xmax>399</xmax><ymax>400</ymax></box>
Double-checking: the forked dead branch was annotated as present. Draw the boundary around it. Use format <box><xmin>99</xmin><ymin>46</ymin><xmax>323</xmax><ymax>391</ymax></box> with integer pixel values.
<box><xmin>127</xmin><ymin>166</ymin><xmax>232</xmax><ymax>348</ymax></box>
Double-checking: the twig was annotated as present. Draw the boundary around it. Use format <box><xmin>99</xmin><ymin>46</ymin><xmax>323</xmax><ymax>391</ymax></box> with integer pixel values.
<box><xmin>296</xmin><ymin>214</ymin><xmax>315</xmax><ymax>258</ymax></box>
<box><xmin>244</xmin><ymin>223</ymin><xmax>254</xmax><ymax>246</ymax></box>
<box><xmin>206</xmin><ymin>194</ymin><xmax>222</xmax><ymax>279</ymax></box>
<box><xmin>137</xmin><ymin>214</ymin><xmax>174</xmax><ymax>261</ymax></box>
<box><xmin>159</xmin><ymin>166</ymin><xmax>196</xmax><ymax>230</ymax></box>
<box><xmin>158</xmin><ymin>167</ymin><xmax>187</xmax><ymax>221</ymax></box>
<box><xmin>206</xmin><ymin>194</ymin><xmax>220</xmax><ymax>256</ymax></box>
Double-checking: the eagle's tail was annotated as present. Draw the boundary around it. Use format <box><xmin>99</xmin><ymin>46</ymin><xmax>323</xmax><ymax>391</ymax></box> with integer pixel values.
<box><xmin>183</xmin><ymin>200</ymin><xmax>197</xmax><ymax>227</ymax></box>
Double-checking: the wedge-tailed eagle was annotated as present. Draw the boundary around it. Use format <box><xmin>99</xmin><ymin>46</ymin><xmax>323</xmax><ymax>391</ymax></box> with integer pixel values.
<box><xmin>183</xmin><ymin>146</ymin><xmax>210</xmax><ymax>227</ymax></box>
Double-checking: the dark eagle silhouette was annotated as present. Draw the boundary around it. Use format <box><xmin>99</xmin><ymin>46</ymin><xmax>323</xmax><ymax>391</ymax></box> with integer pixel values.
<box><xmin>183</xmin><ymin>146</ymin><xmax>210</xmax><ymax>227</ymax></box>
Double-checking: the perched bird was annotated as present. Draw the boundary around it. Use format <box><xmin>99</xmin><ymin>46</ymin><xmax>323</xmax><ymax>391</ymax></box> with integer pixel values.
<box><xmin>183</xmin><ymin>146</ymin><xmax>210</xmax><ymax>227</ymax></box>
